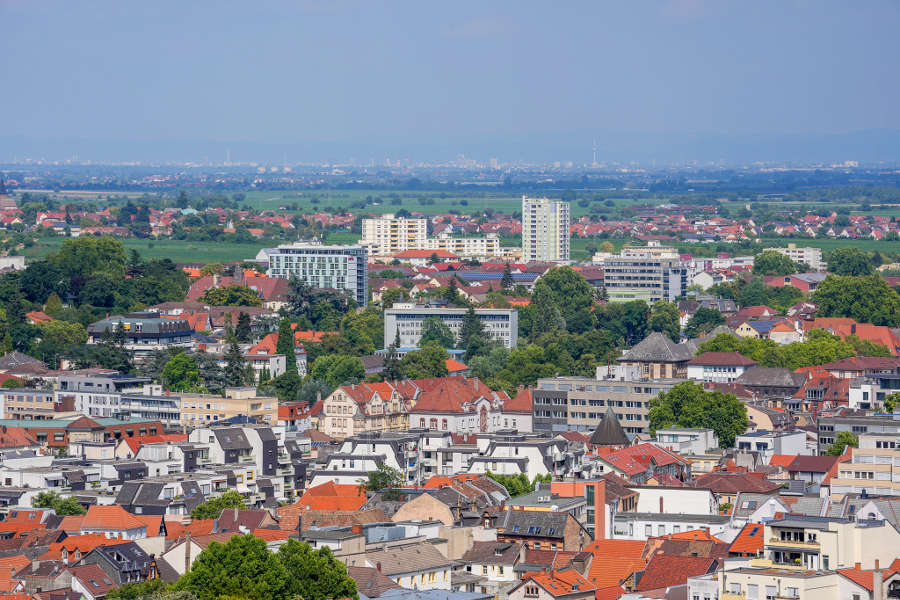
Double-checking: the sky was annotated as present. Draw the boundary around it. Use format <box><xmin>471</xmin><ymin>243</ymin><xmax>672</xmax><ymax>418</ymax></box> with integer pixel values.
<box><xmin>2</xmin><ymin>0</ymin><xmax>899</xmax><ymax>163</ymax></box>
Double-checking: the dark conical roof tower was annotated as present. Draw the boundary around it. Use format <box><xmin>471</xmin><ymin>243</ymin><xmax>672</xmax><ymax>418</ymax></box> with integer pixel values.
<box><xmin>589</xmin><ymin>405</ymin><xmax>629</xmax><ymax>447</ymax></box>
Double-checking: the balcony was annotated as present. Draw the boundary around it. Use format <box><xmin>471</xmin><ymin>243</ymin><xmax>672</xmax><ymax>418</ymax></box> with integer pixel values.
<box><xmin>277</xmin><ymin>466</ymin><xmax>293</xmax><ymax>476</ymax></box>
<box><xmin>750</xmin><ymin>558</ymin><xmax>807</xmax><ymax>571</ymax></box>
<box><xmin>767</xmin><ymin>537</ymin><xmax>820</xmax><ymax>551</ymax></box>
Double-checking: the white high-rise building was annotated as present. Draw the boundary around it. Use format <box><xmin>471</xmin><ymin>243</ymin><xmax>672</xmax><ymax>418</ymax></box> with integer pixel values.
<box><xmin>360</xmin><ymin>214</ymin><xmax>428</xmax><ymax>257</ymax></box>
<box><xmin>521</xmin><ymin>196</ymin><xmax>569</xmax><ymax>263</ymax></box>
<box><xmin>261</xmin><ymin>242</ymin><xmax>368</xmax><ymax>306</ymax></box>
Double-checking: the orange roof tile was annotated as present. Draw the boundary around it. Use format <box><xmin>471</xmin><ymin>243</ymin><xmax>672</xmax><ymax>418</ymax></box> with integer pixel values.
<box><xmin>767</xmin><ymin>455</ymin><xmax>795</xmax><ymax>468</ymax></box>
<box><xmin>0</xmin><ymin>557</ymin><xmax>28</xmax><ymax>577</ymax></box>
<box><xmin>728</xmin><ymin>523</ymin><xmax>765</xmax><ymax>555</ymax></box>
<box><xmin>122</xmin><ymin>433</ymin><xmax>188</xmax><ymax>456</ymax></box>
<box><xmin>523</xmin><ymin>569</ymin><xmax>595</xmax><ymax>597</ymax></box>
<box><xmin>165</xmin><ymin>518</ymin><xmax>215</xmax><ymax>540</ymax></box>
<box><xmin>667</xmin><ymin>529</ymin><xmax>724</xmax><ymax>543</ymax></box>
<box><xmin>295</xmin><ymin>481</ymin><xmax>367</xmax><ymax>512</ymax></box>
<box><xmin>837</xmin><ymin>566</ymin><xmax>898</xmax><ymax>592</ymax></box>
<box><xmin>445</xmin><ymin>359</ymin><xmax>468</xmax><ymax>373</ymax></box>
<box><xmin>40</xmin><ymin>534</ymin><xmax>129</xmax><ymax>562</ymax></box>
<box><xmin>81</xmin><ymin>505</ymin><xmax>146</xmax><ymax>532</ymax></box>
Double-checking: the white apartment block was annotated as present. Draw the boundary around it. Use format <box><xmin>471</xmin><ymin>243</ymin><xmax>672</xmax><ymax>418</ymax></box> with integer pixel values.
<box><xmin>522</xmin><ymin>196</ymin><xmax>569</xmax><ymax>263</ymax></box>
<box><xmin>602</xmin><ymin>242</ymin><xmax>688</xmax><ymax>302</ymax></box>
<box><xmin>423</xmin><ymin>232</ymin><xmax>501</xmax><ymax>260</ymax></box>
<box><xmin>830</xmin><ymin>432</ymin><xmax>900</xmax><ymax>496</ymax></box>
<box><xmin>774</xmin><ymin>244</ymin><xmax>827</xmax><ymax>271</ymax></box>
<box><xmin>360</xmin><ymin>214</ymin><xmax>428</xmax><ymax>256</ymax></box>
<box><xmin>384</xmin><ymin>303</ymin><xmax>518</xmax><ymax>348</ymax></box>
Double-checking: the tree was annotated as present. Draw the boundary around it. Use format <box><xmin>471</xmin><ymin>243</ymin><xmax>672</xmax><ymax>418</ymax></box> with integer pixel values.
<box><xmin>308</xmin><ymin>354</ymin><xmax>365</xmax><ymax>389</ymax></box>
<box><xmin>485</xmin><ymin>472</ymin><xmax>551</xmax><ymax>497</ymax></box>
<box><xmin>501</xmin><ymin>264</ymin><xmax>513</xmax><ymax>290</ymax></box>
<box><xmin>200</xmin><ymin>263</ymin><xmax>224</xmax><ymax>276</ymax></box>
<box><xmin>224</xmin><ymin>338</ymin><xmax>251</xmax><ymax>387</ymax></box>
<box><xmin>825</xmin><ymin>431</ymin><xmax>858</xmax><ymax>456</ymax></box>
<box><xmin>649</xmin><ymin>381</ymin><xmax>749</xmax><ymax>448</ymax></box>
<box><xmin>382</xmin><ymin>332</ymin><xmax>403</xmax><ymax>382</ymax></box>
<box><xmin>32</xmin><ymin>490</ymin><xmax>86</xmax><ymax>515</ymax></box>
<box><xmin>443</xmin><ymin>278</ymin><xmax>460</xmax><ymax>305</ymax></box>
<box><xmin>400</xmin><ymin>342</ymin><xmax>449</xmax><ymax>379</ymax></box>
<box><xmin>884</xmin><ymin>393</ymin><xmax>899</xmax><ymax>414</ymax></box>
<box><xmin>190</xmin><ymin>490</ymin><xmax>247</xmax><ymax>520</ymax></box>
<box><xmin>363</xmin><ymin>464</ymin><xmax>404</xmax><ymax>500</ymax></box>
<box><xmin>161</xmin><ymin>353</ymin><xmax>201</xmax><ymax>392</ymax></box>
<box><xmin>276</xmin><ymin>539</ymin><xmax>358</xmax><ymax>600</ymax></box>
<box><xmin>276</xmin><ymin>319</ymin><xmax>297</xmax><ymax>373</ymax></box>
<box><xmin>532</xmin><ymin>267</ymin><xmax>596</xmax><ymax>333</ymax></box>
<box><xmin>380</xmin><ymin>287</ymin><xmax>408</xmax><ymax>309</ymax></box>
<box><xmin>420</xmin><ymin>316</ymin><xmax>455</xmax><ymax>349</ymax></box>
<box><xmin>529</xmin><ymin>285</ymin><xmax>564</xmax><ymax>341</ymax></box>
<box><xmin>234</xmin><ymin>312</ymin><xmax>252</xmax><ymax>342</ymax></box>
<box><xmin>683</xmin><ymin>306</ymin><xmax>725</xmax><ymax>339</ymax></box>
<box><xmin>106</xmin><ymin>579</ymin><xmax>167</xmax><ymax>600</ymax></box>
<box><xmin>649</xmin><ymin>301</ymin><xmax>681</xmax><ymax>341</ymax></box>
<box><xmin>200</xmin><ymin>285</ymin><xmax>262</xmax><ymax>307</ymax></box>
<box><xmin>827</xmin><ymin>247</ymin><xmax>875</xmax><ymax>277</ymax></box>
<box><xmin>753</xmin><ymin>251</ymin><xmax>800</xmax><ymax>276</ymax></box>
<box><xmin>600</xmin><ymin>241</ymin><xmax>615</xmax><ymax>253</ymax></box>
<box><xmin>174</xmin><ymin>534</ymin><xmax>357</xmax><ymax>600</ymax></box>
<box><xmin>813</xmin><ymin>275</ymin><xmax>900</xmax><ymax>326</ymax></box>
<box><xmin>457</xmin><ymin>306</ymin><xmax>486</xmax><ymax>349</ymax></box>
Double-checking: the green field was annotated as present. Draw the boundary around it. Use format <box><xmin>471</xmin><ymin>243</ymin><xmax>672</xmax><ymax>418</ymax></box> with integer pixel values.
<box><xmin>22</xmin><ymin>237</ymin><xmax>272</xmax><ymax>263</ymax></box>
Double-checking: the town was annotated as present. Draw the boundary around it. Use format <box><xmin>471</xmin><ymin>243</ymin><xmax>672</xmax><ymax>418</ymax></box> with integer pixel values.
<box><xmin>0</xmin><ymin>174</ymin><xmax>896</xmax><ymax>600</ymax></box>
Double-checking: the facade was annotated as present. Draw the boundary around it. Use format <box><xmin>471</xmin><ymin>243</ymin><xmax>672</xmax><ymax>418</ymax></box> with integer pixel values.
<box><xmin>320</xmin><ymin>382</ymin><xmax>409</xmax><ymax>440</ymax></box>
<box><xmin>602</xmin><ymin>243</ymin><xmax>688</xmax><ymax>302</ymax></box>
<box><xmin>262</xmin><ymin>242</ymin><xmax>368</xmax><ymax>306</ymax></box>
<box><xmin>385</xmin><ymin>304</ymin><xmax>518</xmax><ymax>349</ymax></box>
<box><xmin>87</xmin><ymin>313</ymin><xmax>193</xmax><ymax>360</ymax></box>
<box><xmin>617</xmin><ymin>332</ymin><xmax>698</xmax><ymax>380</ymax></box>
<box><xmin>687</xmin><ymin>352</ymin><xmax>757</xmax><ymax>383</ymax></box>
<box><xmin>830</xmin><ymin>432</ymin><xmax>900</xmax><ymax>496</ymax></box>
<box><xmin>360</xmin><ymin>214</ymin><xmax>428</xmax><ymax>256</ymax></box>
<box><xmin>533</xmin><ymin>375</ymin><xmax>682</xmax><ymax>435</ymax></box>
<box><xmin>423</xmin><ymin>232</ymin><xmax>501</xmax><ymax>260</ymax></box>
<box><xmin>521</xmin><ymin>196</ymin><xmax>569</xmax><ymax>263</ymax></box>
<box><xmin>817</xmin><ymin>413</ymin><xmax>900</xmax><ymax>455</ymax></box>
<box><xmin>179</xmin><ymin>387</ymin><xmax>277</xmax><ymax>426</ymax></box>
<box><xmin>774</xmin><ymin>244</ymin><xmax>827</xmax><ymax>271</ymax></box>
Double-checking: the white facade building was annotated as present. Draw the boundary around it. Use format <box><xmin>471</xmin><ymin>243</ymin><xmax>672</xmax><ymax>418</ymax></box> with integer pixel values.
<box><xmin>384</xmin><ymin>303</ymin><xmax>518</xmax><ymax>348</ymax></box>
<box><xmin>360</xmin><ymin>214</ymin><xmax>428</xmax><ymax>257</ymax></box>
<box><xmin>261</xmin><ymin>242</ymin><xmax>368</xmax><ymax>306</ymax></box>
<box><xmin>522</xmin><ymin>196</ymin><xmax>569</xmax><ymax>263</ymax></box>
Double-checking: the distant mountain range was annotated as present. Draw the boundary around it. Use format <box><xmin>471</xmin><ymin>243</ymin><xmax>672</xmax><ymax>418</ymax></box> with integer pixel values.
<box><xmin>2</xmin><ymin>129</ymin><xmax>900</xmax><ymax>165</ymax></box>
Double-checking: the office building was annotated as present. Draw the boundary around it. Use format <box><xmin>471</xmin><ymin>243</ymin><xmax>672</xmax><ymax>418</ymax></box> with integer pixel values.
<box><xmin>774</xmin><ymin>243</ymin><xmax>827</xmax><ymax>271</ymax></box>
<box><xmin>521</xmin><ymin>196</ymin><xmax>569</xmax><ymax>263</ymax></box>
<box><xmin>262</xmin><ymin>242</ymin><xmax>368</xmax><ymax>306</ymax></box>
<box><xmin>602</xmin><ymin>243</ymin><xmax>688</xmax><ymax>302</ymax></box>
<box><xmin>360</xmin><ymin>214</ymin><xmax>427</xmax><ymax>256</ymax></box>
<box><xmin>87</xmin><ymin>313</ymin><xmax>193</xmax><ymax>360</ymax></box>
<box><xmin>532</xmin><ymin>375</ymin><xmax>684</xmax><ymax>436</ymax></box>
<box><xmin>830</xmin><ymin>431</ymin><xmax>900</xmax><ymax>496</ymax></box>
<box><xmin>384</xmin><ymin>303</ymin><xmax>518</xmax><ymax>349</ymax></box>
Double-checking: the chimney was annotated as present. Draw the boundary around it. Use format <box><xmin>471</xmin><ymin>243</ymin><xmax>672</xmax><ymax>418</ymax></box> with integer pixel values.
<box><xmin>874</xmin><ymin>560</ymin><xmax>884</xmax><ymax>600</ymax></box>
<box><xmin>376</xmin><ymin>562</ymin><xmax>382</xmax><ymax>573</ymax></box>
<box><xmin>659</xmin><ymin>497</ymin><xmax>664</xmax><ymax>513</ymax></box>
<box><xmin>351</xmin><ymin>525</ymin><xmax>362</xmax><ymax>534</ymax></box>
<box><xmin>593</xmin><ymin>481</ymin><xmax>607</xmax><ymax>541</ymax></box>
<box><xmin>185</xmin><ymin>531</ymin><xmax>192</xmax><ymax>574</ymax></box>
<box><xmin>855</xmin><ymin>562</ymin><xmax>861</xmax><ymax>570</ymax></box>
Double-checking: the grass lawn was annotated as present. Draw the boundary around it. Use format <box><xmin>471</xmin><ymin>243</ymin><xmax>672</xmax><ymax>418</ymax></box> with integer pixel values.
<box><xmin>23</xmin><ymin>237</ymin><xmax>272</xmax><ymax>263</ymax></box>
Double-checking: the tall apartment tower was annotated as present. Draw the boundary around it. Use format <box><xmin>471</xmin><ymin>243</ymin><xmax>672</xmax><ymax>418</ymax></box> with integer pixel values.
<box><xmin>521</xmin><ymin>195</ymin><xmax>570</xmax><ymax>263</ymax></box>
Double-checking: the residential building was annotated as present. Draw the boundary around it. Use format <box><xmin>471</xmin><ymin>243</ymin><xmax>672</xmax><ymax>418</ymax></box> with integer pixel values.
<box><xmin>533</xmin><ymin>375</ymin><xmax>683</xmax><ymax>436</ymax></box>
<box><xmin>86</xmin><ymin>313</ymin><xmax>193</xmax><ymax>361</ymax></box>
<box><xmin>56</xmin><ymin>375</ymin><xmax>152</xmax><ymax>418</ymax></box>
<box><xmin>774</xmin><ymin>244</ymin><xmax>827</xmax><ymax>271</ymax></box>
<box><xmin>496</xmin><ymin>509</ymin><xmax>589</xmax><ymax>552</ymax></box>
<box><xmin>617</xmin><ymin>332</ymin><xmax>698</xmax><ymax>380</ymax></box>
<box><xmin>424</xmin><ymin>232</ymin><xmax>502</xmax><ymax>260</ymax></box>
<box><xmin>817</xmin><ymin>412</ymin><xmax>900</xmax><ymax>455</ymax></box>
<box><xmin>687</xmin><ymin>352</ymin><xmax>757</xmax><ymax>383</ymax></box>
<box><xmin>384</xmin><ymin>303</ymin><xmax>518</xmax><ymax>349</ymax></box>
<box><xmin>735</xmin><ymin>430</ymin><xmax>807</xmax><ymax>463</ymax></box>
<box><xmin>653</xmin><ymin>428</ymin><xmax>719</xmax><ymax>455</ymax></box>
<box><xmin>179</xmin><ymin>387</ymin><xmax>277</xmax><ymax>426</ymax></box>
<box><xmin>320</xmin><ymin>382</ymin><xmax>409</xmax><ymax>440</ymax></box>
<box><xmin>507</xmin><ymin>569</ymin><xmax>596</xmax><ymax>600</ymax></box>
<box><xmin>521</xmin><ymin>196</ymin><xmax>569</xmax><ymax>263</ymax></box>
<box><xmin>602</xmin><ymin>243</ymin><xmax>688</xmax><ymax>302</ymax></box>
<box><xmin>345</xmin><ymin>542</ymin><xmax>452</xmax><ymax>591</ymax></box>
<box><xmin>261</xmin><ymin>242</ymin><xmax>368</xmax><ymax>306</ymax></box>
<box><xmin>360</xmin><ymin>214</ymin><xmax>428</xmax><ymax>257</ymax></box>
<box><xmin>830</xmin><ymin>432</ymin><xmax>900</xmax><ymax>496</ymax></box>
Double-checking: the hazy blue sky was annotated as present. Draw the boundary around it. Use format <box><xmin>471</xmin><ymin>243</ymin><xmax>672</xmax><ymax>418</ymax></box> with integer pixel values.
<box><xmin>2</xmin><ymin>1</ymin><xmax>899</xmax><ymax>162</ymax></box>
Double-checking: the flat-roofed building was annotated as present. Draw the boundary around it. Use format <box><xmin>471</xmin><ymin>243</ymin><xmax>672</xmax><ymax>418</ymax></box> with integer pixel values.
<box><xmin>179</xmin><ymin>387</ymin><xmax>277</xmax><ymax>426</ymax></box>
<box><xmin>261</xmin><ymin>242</ymin><xmax>368</xmax><ymax>306</ymax></box>
<box><xmin>384</xmin><ymin>303</ymin><xmax>518</xmax><ymax>349</ymax></box>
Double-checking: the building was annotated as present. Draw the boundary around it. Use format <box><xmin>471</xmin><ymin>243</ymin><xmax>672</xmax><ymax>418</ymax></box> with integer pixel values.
<box><xmin>817</xmin><ymin>412</ymin><xmax>900</xmax><ymax>455</ymax></box>
<box><xmin>601</xmin><ymin>243</ymin><xmax>688</xmax><ymax>302</ymax></box>
<box><xmin>360</xmin><ymin>214</ymin><xmax>428</xmax><ymax>256</ymax></box>
<box><xmin>735</xmin><ymin>430</ymin><xmax>807</xmax><ymax>463</ymax></box>
<box><xmin>687</xmin><ymin>352</ymin><xmax>757</xmax><ymax>383</ymax></box>
<box><xmin>261</xmin><ymin>242</ymin><xmax>368</xmax><ymax>306</ymax></box>
<box><xmin>87</xmin><ymin>313</ymin><xmax>193</xmax><ymax>360</ymax></box>
<box><xmin>617</xmin><ymin>332</ymin><xmax>698</xmax><ymax>380</ymax></box>
<box><xmin>384</xmin><ymin>304</ymin><xmax>518</xmax><ymax>349</ymax></box>
<box><xmin>774</xmin><ymin>244</ymin><xmax>827</xmax><ymax>271</ymax></box>
<box><xmin>830</xmin><ymin>431</ymin><xmax>900</xmax><ymax>496</ymax></box>
<box><xmin>532</xmin><ymin>375</ymin><xmax>683</xmax><ymax>436</ymax></box>
<box><xmin>521</xmin><ymin>196</ymin><xmax>569</xmax><ymax>263</ymax></box>
<box><xmin>179</xmin><ymin>387</ymin><xmax>277</xmax><ymax>426</ymax></box>
<box><xmin>423</xmin><ymin>232</ymin><xmax>502</xmax><ymax>260</ymax></box>
<box><xmin>57</xmin><ymin>375</ymin><xmax>152</xmax><ymax>418</ymax></box>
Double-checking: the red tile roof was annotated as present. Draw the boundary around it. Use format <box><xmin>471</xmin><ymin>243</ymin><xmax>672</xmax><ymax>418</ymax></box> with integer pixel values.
<box><xmin>523</xmin><ymin>568</ymin><xmax>596</xmax><ymax>598</ymax></box>
<box><xmin>596</xmin><ymin>443</ymin><xmax>688</xmax><ymax>477</ymax></box>
<box><xmin>693</xmin><ymin>472</ymin><xmax>781</xmax><ymax>495</ymax></box>
<box><xmin>81</xmin><ymin>505</ymin><xmax>146</xmax><ymax>532</ymax></box>
<box><xmin>837</xmin><ymin>566</ymin><xmax>898</xmax><ymax>592</ymax></box>
<box><xmin>293</xmin><ymin>481</ymin><xmax>367</xmax><ymax>511</ymax></box>
<box><xmin>729</xmin><ymin>523</ymin><xmax>765</xmax><ymax>555</ymax></box>
<box><xmin>634</xmin><ymin>555</ymin><xmax>716</xmax><ymax>592</ymax></box>
<box><xmin>41</xmin><ymin>534</ymin><xmax>129</xmax><ymax>562</ymax></box>
<box><xmin>122</xmin><ymin>433</ymin><xmax>188</xmax><ymax>456</ymax></box>
<box><xmin>67</xmin><ymin>564</ymin><xmax>115</xmax><ymax>598</ymax></box>
<box><xmin>165</xmin><ymin>518</ymin><xmax>215</xmax><ymax>540</ymax></box>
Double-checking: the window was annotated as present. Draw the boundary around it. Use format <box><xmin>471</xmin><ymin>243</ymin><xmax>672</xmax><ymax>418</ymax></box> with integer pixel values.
<box><xmin>482</xmin><ymin>565</ymin><xmax>488</xmax><ymax>575</ymax></box>
<box><xmin>524</xmin><ymin>585</ymin><xmax>539</xmax><ymax>598</ymax></box>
